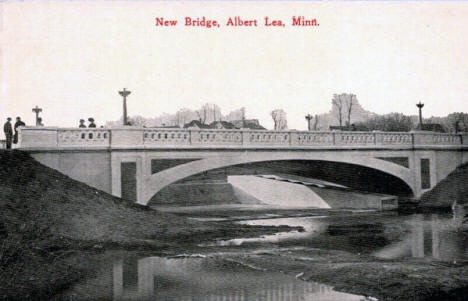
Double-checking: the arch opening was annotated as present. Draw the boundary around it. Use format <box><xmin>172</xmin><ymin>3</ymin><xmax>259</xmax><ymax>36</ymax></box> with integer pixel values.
<box><xmin>148</xmin><ymin>160</ymin><xmax>413</xmax><ymax>206</ymax></box>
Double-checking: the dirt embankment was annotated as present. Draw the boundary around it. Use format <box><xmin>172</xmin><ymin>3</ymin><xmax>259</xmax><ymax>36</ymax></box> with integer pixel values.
<box><xmin>228</xmin><ymin>248</ymin><xmax>468</xmax><ymax>301</ymax></box>
<box><xmin>420</xmin><ymin>162</ymin><xmax>468</xmax><ymax>208</ymax></box>
<box><xmin>0</xmin><ymin>151</ymin><xmax>287</xmax><ymax>300</ymax></box>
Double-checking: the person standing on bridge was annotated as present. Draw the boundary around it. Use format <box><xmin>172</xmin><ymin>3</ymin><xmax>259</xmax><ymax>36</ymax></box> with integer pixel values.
<box><xmin>78</xmin><ymin>119</ymin><xmax>86</xmax><ymax>128</ymax></box>
<box><xmin>13</xmin><ymin>117</ymin><xmax>25</xmax><ymax>144</ymax></box>
<box><xmin>88</xmin><ymin>118</ymin><xmax>96</xmax><ymax>128</ymax></box>
<box><xmin>3</xmin><ymin>118</ymin><xmax>13</xmax><ymax>150</ymax></box>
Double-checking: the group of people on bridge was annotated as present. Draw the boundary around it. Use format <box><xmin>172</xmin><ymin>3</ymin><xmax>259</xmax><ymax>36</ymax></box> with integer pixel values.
<box><xmin>78</xmin><ymin>118</ymin><xmax>97</xmax><ymax>128</ymax></box>
<box><xmin>3</xmin><ymin>117</ymin><xmax>26</xmax><ymax>150</ymax></box>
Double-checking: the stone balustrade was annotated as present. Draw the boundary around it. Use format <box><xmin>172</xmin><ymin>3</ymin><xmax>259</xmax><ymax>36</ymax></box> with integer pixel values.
<box><xmin>17</xmin><ymin>126</ymin><xmax>468</xmax><ymax>149</ymax></box>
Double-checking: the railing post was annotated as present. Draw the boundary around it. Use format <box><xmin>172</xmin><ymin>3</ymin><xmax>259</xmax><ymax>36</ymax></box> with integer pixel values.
<box><xmin>461</xmin><ymin>133</ymin><xmax>468</xmax><ymax>146</ymax></box>
<box><xmin>332</xmin><ymin>132</ymin><xmax>336</xmax><ymax>145</ymax></box>
<box><xmin>241</xmin><ymin>129</ymin><xmax>250</xmax><ymax>146</ymax></box>
<box><xmin>289</xmin><ymin>130</ymin><xmax>297</xmax><ymax>146</ymax></box>
<box><xmin>108</xmin><ymin>129</ymin><xmax>112</xmax><ymax>147</ymax></box>
<box><xmin>109</xmin><ymin>127</ymin><xmax>143</xmax><ymax>148</ymax></box>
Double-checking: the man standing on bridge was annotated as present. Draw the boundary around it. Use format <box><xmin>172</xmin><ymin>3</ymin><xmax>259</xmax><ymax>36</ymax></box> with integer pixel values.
<box><xmin>13</xmin><ymin>117</ymin><xmax>25</xmax><ymax>144</ymax></box>
<box><xmin>3</xmin><ymin>118</ymin><xmax>13</xmax><ymax>150</ymax></box>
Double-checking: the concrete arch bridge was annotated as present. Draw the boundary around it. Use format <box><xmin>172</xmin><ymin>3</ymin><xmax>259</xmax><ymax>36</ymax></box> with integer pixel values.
<box><xmin>18</xmin><ymin>127</ymin><xmax>468</xmax><ymax>205</ymax></box>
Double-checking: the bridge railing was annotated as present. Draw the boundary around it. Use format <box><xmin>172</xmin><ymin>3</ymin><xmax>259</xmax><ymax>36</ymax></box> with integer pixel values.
<box><xmin>17</xmin><ymin>126</ymin><xmax>468</xmax><ymax>149</ymax></box>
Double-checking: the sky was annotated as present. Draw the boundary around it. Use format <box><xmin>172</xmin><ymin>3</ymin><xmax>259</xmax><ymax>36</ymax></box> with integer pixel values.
<box><xmin>1</xmin><ymin>1</ymin><xmax>468</xmax><ymax>130</ymax></box>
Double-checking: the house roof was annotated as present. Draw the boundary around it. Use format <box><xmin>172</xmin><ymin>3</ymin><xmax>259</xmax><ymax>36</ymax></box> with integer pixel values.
<box><xmin>183</xmin><ymin>120</ymin><xmax>211</xmax><ymax>129</ymax></box>
<box><xmin>184</xmin><ymin>119</ymin><xmax>267</xmax><ymax>130</ymax></box>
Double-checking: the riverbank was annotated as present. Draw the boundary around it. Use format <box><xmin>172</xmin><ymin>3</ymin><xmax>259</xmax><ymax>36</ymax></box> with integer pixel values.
<box><xmin>226</xmin><ymin>246</ymin><xmax>468</xmax><ymax>301</ymax></box>
<box><xmin>194</xmin><ymin>211</ymin><xmax>468</xmax><ymax>301</ymax></box>
<box><xmin>0</xmin><ymin>151</ymin><xmax>295</xmax><ymax>300</ymax></box>
<box><xmin>420</xmin><ymin>162</ymin><xmax>468</xmax><ymax>208</ymax></box>
<box><xmin>2</xmin><ymin>150</ymin><xmax>468</xmax><ymax>300</ymax></box>
<box><xmin>51</xmin><ymin>210</ymin><xmax>468</xmax><ymax>301</ymax></box>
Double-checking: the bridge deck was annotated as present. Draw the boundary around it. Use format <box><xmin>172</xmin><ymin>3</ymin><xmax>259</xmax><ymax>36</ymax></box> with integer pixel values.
<box><xmin>17</xmin><ymin>127</ymin><xmax>468</xmax><ymax>150</ymax></box>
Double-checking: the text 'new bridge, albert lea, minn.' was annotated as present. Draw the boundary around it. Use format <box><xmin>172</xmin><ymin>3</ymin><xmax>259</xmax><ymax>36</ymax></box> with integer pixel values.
<box><xmin>17</xmin><ymin>127</ymin><xmax>468</xmax><ymax>205</ymax></box>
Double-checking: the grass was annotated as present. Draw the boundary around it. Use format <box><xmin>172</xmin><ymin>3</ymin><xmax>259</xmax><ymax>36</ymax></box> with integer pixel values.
<box><xmin>0</xmin><ymin>150</ymin><xmax>295</xmax><ymax>299</ymax></box>
<box><xmin>0</xmin><ymin>150</ymin><xmax>228</xmax><ymax>299</ymax></box>
<box><xmin>420</xmin><ymin>162</ymin><xmax>468</xmax><ymax>208</ymax></box>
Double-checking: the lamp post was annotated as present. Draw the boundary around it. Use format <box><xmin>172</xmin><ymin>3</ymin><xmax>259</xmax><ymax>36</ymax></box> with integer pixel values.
<box><xmin>416</xmin><ymin>101</ymin><xmax>424</xmax><ymax>130</ymax></box>
<box><xmin>305</xmin><ymin>114</ymin><xmax>313</xmax><ymax>131</ymax></box>
<box><xmin>118</xmin><ymin>88</ymin><xmax>131</xmax><ymax>126</ymax></box>
<box><xmin>32</xmin><ymin>105</ymin><xmax>42</xmax><ymax>126</ymax></box>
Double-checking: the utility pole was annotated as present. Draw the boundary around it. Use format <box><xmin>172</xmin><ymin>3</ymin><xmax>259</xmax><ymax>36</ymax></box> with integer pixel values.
<box><xmin>118</xmin><ymin>88</ymin><xmax>131</xmax><ymax>125</ymax></box>
<box><xmin>416</xmin><ymin>101</ymin><xmax>424</xmax><ymax>130</ymax></box>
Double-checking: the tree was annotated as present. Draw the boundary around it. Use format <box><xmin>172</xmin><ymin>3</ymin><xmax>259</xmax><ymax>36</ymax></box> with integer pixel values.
<box><xmin>331</xmin><ymin>94</ymin><xmax>345</xmax><ymax>127</ymax></box>
<box><xmin>240</xmin><ymin>107</ymin><xmax>246</xmax><ymax>127</ymax></box>
<box><xmin>175</xmin><ymin>108</ymin><xmax>191</xmax><ymax>127</ymax></box>
<box><xmin>196</xmin><ymin>104</ymin><xmax>208</xmax><ymax>124</ymax></box>
<box><xmin>332</xmin><ymin>93</ymin><xmax>357</xmax><ymax>127</ymax></box>
<box><xmin>447</xmin><ymin>112</ymin><xmax>468</xmax><ymax>133</ymax></box>
<box><xmin>271</xmin><ymin>109</ymin><xmax>288</xmax><ymax>130</ymax></box>
<box><xmin>354</xmin><ymin>113</ymin><xmax>413</xmax><ymax>132</ymax></box>
<box><xmin>196</xmin><ymin>103</ymin><xmax>221</xmax><ymax>124</ymax></box>
<box><xmin>313</xmin><ymin>114</ymin><xmax>319</xmax><ymax>131</ymax></box>
<box><xmin>345</xmin><ymin>94</ymin><xmax>357</xmax><ymax>126</ymax></box>
<box><xmin>127</xmin><ymin>115</ymin><xmax>147</xmax><ymax>127</ymax></box>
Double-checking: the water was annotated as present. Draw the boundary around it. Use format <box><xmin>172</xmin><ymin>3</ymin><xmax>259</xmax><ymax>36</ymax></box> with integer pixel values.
<box><xmin>60</xmin><ymin>209</ymin><xmax>467</xmax><ymax>300</ymax></box>
<box><xmin>213</xmin><ymin>212</ymin><xmax>468</xmax><ymax>263</ymax></box>
<box><xmin>64</xmin><ymin>256</ymin><xmax>373</xmax><ymax>301</ymax></box>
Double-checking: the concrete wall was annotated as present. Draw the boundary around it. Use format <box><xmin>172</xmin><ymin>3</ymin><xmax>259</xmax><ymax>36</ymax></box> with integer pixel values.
<box><xmin>310</xmin><ymin>187</ymin><xmax>397</xmax><ymax>210</ymax></box>
<box><xmin>149</xmin><ymin>183</ymin><xmax>239</xmax><ymax>206</ymax></box>
<box><xmin>31</xmin><ymin>151</ymin><xmax>112</xmax><ymax>193</ymax></box>
<box><xmin>228</xmin><ymin>175</ymin><xmax>331</xmax><ymax>208</ymax></box>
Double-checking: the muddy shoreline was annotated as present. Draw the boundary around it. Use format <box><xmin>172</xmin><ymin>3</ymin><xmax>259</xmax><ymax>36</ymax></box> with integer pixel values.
<box><xmin>2</xmin><ymin>213</ymin><xmax>467</xmax><ymax>301</ymax></box>
<box><xmin>49</xmin><ymin>211</ymin><xmax>468</xmax><ymax>301</ymax></box>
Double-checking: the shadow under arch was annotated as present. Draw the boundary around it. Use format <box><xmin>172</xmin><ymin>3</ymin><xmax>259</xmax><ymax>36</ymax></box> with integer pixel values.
<box><xmin>144</xmin><ymin>153</ymin><xmax>415</xmax><ymax>205</ymax></box>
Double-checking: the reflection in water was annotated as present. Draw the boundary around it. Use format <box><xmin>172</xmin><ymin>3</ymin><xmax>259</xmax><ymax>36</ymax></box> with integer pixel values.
<box><xmin>375</xmin><ymin>214</ymin><xmax>468</xmax><ymax>262</ymax></box>
<box><xmin>112</xmin><ymin>257</ymin><xmax>373</xmax><ymax>301</ymax></box>
<box><xmin>214</xmin><ymin>214</ymin><xmax>467</xmax><ymax>263</ymax></box>
<box><xmin>207</xmin><ymin>216</ymin><xmax>328</xmax><ymax>246</ymax></box>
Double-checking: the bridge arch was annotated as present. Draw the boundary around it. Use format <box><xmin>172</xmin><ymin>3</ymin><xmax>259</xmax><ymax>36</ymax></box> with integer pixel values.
<box><xmin>141</xmin><ymin>152</ymin><xmax>415</xmax><ymax>205</ymax></box>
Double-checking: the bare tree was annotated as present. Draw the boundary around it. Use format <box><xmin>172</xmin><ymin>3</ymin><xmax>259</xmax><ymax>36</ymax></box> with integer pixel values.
<box><xmin>332</xmin><ymin>94</ymin><xmax>344</xmax><ymax>127</ymax></box>
<box><xmin>332</xmin><ymin>93</ymin><xmax>357</xmax><ymax>128</ymax></box>
<box><xmin>313</xmin><ymin>114</ymin><xmax>319</xmax><ymax>130</ymax></box>
<box><xmin>271</xmin><ymin>109</ymin><xmax>288</xmax><ymax>130</ymax></box>
<box><xmin>240</xmin><ymin>107</ymin><xmax>246</xmax><ymax>128</ymax></box>
<box><xmin>213</xmin><ymin>104</ymin><xmax>216</xmax><ymax>122</ymax></box>
<box><xmin>345</xmin><ymin>94</ymin><xmax>357</xmax><ymax>127</ymax></box>
<box><xmin>196</xmin><ymin>104</ymin><xmax>208</xmax><ymax>124</ymax></box>
<box><xmin>175</xmin><ymin>108</ymin><xmax>191</xmax><ymax>127</ymax></box>
<box><xmin>128</xmin><ymin>115</ymin><xmax>147</xmax><ymax>127</ymax></box>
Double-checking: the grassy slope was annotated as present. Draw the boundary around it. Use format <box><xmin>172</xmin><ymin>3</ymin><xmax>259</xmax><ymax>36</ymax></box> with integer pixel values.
<box><xmin>0</xmin><ymin>151</ymin><xmax>290</xmax><ymax>300</ymax></box>
<box><xmin>0</xmin><ymin>151</ymin><xmax>214</xmax><ymax>245</ymax></box>
<box><xmin>0</xmin><ymin>151</ymin><xmax>215</xmax><ymax>299</ymax></box>
<box><xmin>420</xmin><ymin>162</ymin><xmax>468</xmax><ymax>207</ymax></box>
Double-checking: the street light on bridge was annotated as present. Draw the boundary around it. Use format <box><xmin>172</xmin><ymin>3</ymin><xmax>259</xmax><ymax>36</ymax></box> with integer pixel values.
<box><xmin>305</xmin><ymin>114</ymin><xmax>313</xmax><ymax>131</ymax></box>
<box><xmin>119</xmin><ymin>88</ymin><xmax>131</xmax><ymax>126</ymax></box>
<box><xmin>416</xmin><ymin>101</ymin><xmax>424</xmax><ymax>130</ymax></box>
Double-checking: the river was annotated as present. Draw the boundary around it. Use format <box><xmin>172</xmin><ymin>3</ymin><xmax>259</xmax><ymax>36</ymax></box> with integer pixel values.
<box><xmin>58</xmin><ymin>206</ymin><xmax>468</xmax><ymax>301</ymax></box>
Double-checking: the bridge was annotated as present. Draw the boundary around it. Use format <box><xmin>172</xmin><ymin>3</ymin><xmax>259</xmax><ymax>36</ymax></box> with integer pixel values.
<box><xmin>18</xmin><ymin>127</ymin><xmax>468</xmax><ymax>205</ymax></box>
